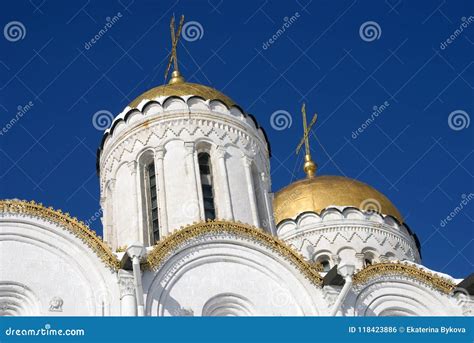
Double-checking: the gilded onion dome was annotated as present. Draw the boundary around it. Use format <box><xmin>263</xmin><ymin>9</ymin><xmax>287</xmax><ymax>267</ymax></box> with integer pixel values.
<box><xmin>129</xmin><ymin>71</ymin><xmax>236</xmax><ymax>109</ymax></box>
<box><xmin>96</xmin><ymin>17</ymin><xmax>257</xmax><ymax>173</ymax></box>
<box><xmin>273</xmin><ymin>175</ymin><xmax>403</xmax><ymax>224</ymax></box>
<box><xmin>274</xmin><ymin>103</ymin><xmax>403</xmax><ymax>225</ymax></box>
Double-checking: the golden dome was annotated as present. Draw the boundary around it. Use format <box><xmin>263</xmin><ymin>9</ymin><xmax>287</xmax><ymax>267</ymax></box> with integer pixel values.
<box><xmin>129</xmin><ymin>71</ymin><xmax>236</xmax><ymax>109</ymax></box>
<box><xmin>273</xmin><ymin>175</ymin><xmax>403</xmax><ymax>224</ymax></box>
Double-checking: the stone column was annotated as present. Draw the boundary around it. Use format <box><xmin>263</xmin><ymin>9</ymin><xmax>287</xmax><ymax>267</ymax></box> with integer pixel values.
<box><xmin>332</xmin><ymin>254</ymin><xmax>341</xmax><ymax>266</ymax></box>
<box><xmin>184</xmin><ymin>142</ymin><xmax>201</xmax><ymax>222</ymax></box>
<box><xmin>355</xmin><ymin>253</ymin><xmax>365</xmax><ymax>270</ymax></box>
<box><xmin>379</xmin><ymin>254</ymin><xmax>389</xmax><ymax>262</ymax></box>
<box><xmin>127</xmin><ymin>244</ymin><xmax>146</xmax><ymax>317</ymax></box>
<box><xmin>107</xmin><ymin>179</ymin><xmax>117</xmax><ymax>250</ymax></box>
<box><xmin>154</xmin><ymin>146</ymin><xmax>168</xmax><ymax>236</ymax></box>
<box><xmin>260</xmin><ymin>171</ymin><xmax>276</xmax><ymax>234</ymax></box>
<box><xmin>135</xmin><ymin>160</ymin><xmax>147</xmax><ymax>245</ymax></box>
<box><xmin>215</xmin><ymin>146</ymin><xmax>233</xmax><ymax>220</ymax></box>
<box><xmin>118</xmin><ymin>270</ymin><xmax>136</xmax><ymax>316</ymax></box>
<box><xmin>99</xmin><ymin>195</ymin><xmax>107</xmax><ymax>242</ymax></box>
<box><xmin>242</xmin><ymin>155</ymin><xmax>259</xmax><ymax>227</ymax></box>
<box><xmin>127</xmin><ymin>161</ymin><xmax>141</xmax><ymax>242</ymax></box>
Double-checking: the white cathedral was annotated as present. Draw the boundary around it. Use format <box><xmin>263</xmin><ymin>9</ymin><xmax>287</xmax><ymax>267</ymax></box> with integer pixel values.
<box><xmin>1</xmin><ymin>19</ymin><xmax>473</xmax><ymax>317</ymax></box>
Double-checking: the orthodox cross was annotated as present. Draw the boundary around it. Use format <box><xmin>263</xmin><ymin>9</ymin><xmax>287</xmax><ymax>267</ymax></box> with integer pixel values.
<box><xmin>164</xmin><ymin>14</ymin><xmax>185</xmax><ymax>82</ymax></box>
<box><xmin>295</xmin><ymin>103</ymin><xmax>318</xmax><ymax>178</ymax></box>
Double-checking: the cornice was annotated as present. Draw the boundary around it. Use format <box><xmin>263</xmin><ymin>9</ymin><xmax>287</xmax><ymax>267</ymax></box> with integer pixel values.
<box><xmin>0</xmin><ymin>199</ymin><xmax>120</xmax><ymax>271</ymax></box>
<box><xmin>99</xmin><ymin>114</ymin><xmax>266</xmax><ymax>186</ymax></box>
<box><xmin>278</xmin><ymin>208</ymin><xmax>419</xmax><ymax>259</ymax></box>
<box><xmin>353</xmin><ymin>262</ymin><xmax>456</xmax><ymax>294</ymax></box>
<box><xmin>145</xmin><ymin>220</ymin><xmax>323</xmax><ymax>286</ymax></box>
<box><xmin>98</xmin><ymin>96</ymin><xmax>272</xmax><ymax>175</ymax></box>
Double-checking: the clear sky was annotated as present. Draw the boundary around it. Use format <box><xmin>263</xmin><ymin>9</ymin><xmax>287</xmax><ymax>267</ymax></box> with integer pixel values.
<box><xmin>0</xmin><ymin>0</ymin><xmax>472</xmax><ymax>278</ymax></box>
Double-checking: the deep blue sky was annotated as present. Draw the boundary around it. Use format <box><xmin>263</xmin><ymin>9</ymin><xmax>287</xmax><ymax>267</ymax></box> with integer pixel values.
<box><xmin>0</xmin><ymin>0</ymin><xmax>472</xmax><ymax>278</ymax></box>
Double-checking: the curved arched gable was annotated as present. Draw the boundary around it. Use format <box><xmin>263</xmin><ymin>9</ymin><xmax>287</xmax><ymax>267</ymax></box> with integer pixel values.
<box><xmin>143</xmin><ymin>221</ymin><xmax>325</xmax><ymax>316</ymax></box>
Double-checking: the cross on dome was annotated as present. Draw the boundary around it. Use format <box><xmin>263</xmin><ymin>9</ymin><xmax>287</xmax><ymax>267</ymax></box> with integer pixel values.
<box><xmin>296</xmin><ymin>103</ymin><xmax>318</xmax><ymax>178</ymax></box>
<box><xmin>164</xmin><ymin>14</ymin><xmax>185</xmax><ymax>84</ymax></box>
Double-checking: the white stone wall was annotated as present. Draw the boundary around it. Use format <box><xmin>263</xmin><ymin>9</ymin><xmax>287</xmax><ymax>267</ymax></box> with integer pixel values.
<box><xmin>142</xmin><ymin>233</ymin><xmax>326</xmax><ymax>316</ymax></box>
<box><xmin>140</xmin><ymin>229</ymin><xmax>469</xmax><ymax>317</ymax></box>
<box><xmin>1</xmin><ymin>211</ymin><xmax>469</xmax><ymax>317</ymax></box>
<box><xmin>99</xmin><ymin>96</ymin><xmax>273</xmax><ymax>249</ymax></box>
<box><xmin>114</xmin><ymin>163</ymin><xmax>139</xmax><ymax>245</ymax></box>
<box><xmin>0</xmin><ymin>214</ymin><xmax>120</xmax><ymax>316</ymax></box>
<box><xmin>277</xmin><ymin>207</ymin><xmax>421</xmax><ymax>269</ymax></box>
<box><xmin>347</xmin><ymin>275</ymin><xmax>464</xmax><ymax>316</ymax></box>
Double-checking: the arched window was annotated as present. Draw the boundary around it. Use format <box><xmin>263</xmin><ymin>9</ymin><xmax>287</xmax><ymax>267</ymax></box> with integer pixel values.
<box><xmin>315</xmin><ymin>255</ymin><xmax>331</xmax><ymax>272</ymax></box>
<box><xmin>251</xmin><ymin>163</ymin><xmax>267</xmax><ymax>230</ymax></box>
<box><xmin>363</xmin><ymin>251</ymin><xmax>376</xmax><ymax>267</ymax></box>
<box><xmin>385</xmin><ymin>252</ymin><xmax>396</xmax><ymax>261</ymax></box>
<box><xmin>198</xmin><ymin>152</ymin><xmax>216</xmax><ymax>220</ymax></box>
<box><xmin>321</xmin><ymin>260</ymin><xmax>331</xmax><ymax>272</ymax></box>
<box><xmin>147</xmin><ymin>163</ymin><xmax>159</xmax><ymax>242</ymax></box>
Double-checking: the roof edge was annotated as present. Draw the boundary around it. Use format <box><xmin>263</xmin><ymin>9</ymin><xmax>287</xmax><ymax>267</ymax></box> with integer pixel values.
<box><xmin>145</xmin><ymin>220</ymin><xmax>323</xmax><ymax>286</ymax></box>
<box><xmin>0</xmin><ymin>199</ymin><xmax>120</xmax><ymax>270</ymax></box>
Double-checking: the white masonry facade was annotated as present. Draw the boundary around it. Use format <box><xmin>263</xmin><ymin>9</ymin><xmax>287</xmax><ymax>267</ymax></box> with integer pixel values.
<box><xmin>1</xmin><ymin>68</ymin><xmax>473</xmax><ymax>317</ymax></box>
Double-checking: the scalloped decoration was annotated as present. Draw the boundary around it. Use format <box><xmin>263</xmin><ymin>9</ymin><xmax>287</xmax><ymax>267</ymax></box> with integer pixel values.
<box><xmin>163</xmin><ymin>96</ymin><xmax>187</xmax><ymax>111</ymax></box>
<box><xmin>320</xmin><ymin>208</ymin><xmax>344</xmax><ymax>221</ymax></box>
<box><xmin>244</xmin><ymin>116</ymin><xmax>257</xmax><ymax>129</ymax></box>
<box><xmin>187</xmin><ymin>97</ymin><xmax>209</xmax><ymax>112</ymax></box>
<box><xmin>343</xmin><ymin>207</ymin><xmax>366</xmax><ymax>220</ymax></box>
<box><xmin>126</xmin><ymin>109</ymin><xmax>143</xmax><ymax>125</ymax></box>
<box><xmin>103</xmin><ymin>98</ymin><xmax>259</xmax><ymax>143</ymax></box>
<box><xmin>277</xmin><ymin>206</ymin><xmax>416</xmax><ymax>241</ymax></box>
<box><xmin>399</xmin><ymin>225</ymin><xmax>410</xmax><ymax>236</ymax></box>
<box><xmin>298</xmin><ymin>212</ymin><xmax>322</xmax><ymax>227</ymax></box>
<box><xmin>276</xmin><ymin>221</ymin><xmax>296</xmax><ymax>237</ymax></box>
<box><xmin>113</xmin><ymin>120</ymin><xmax>127</xmax><ymax>136</ymax></box>
<box><xmin>97</xmin><ymin>95</ymin><xmax>272</xmax><ymax>175</ymax></box>
<box><xmin>230</xmin><ymin>107</ymin><xmax>244</xmax><ymax>118</ymax></box>
<box><xmin>383</xmin><ymin>216</ymin><xmax>399</xmax><ymax>229</ymax></box>
<box><xmin>103</xmin><ymin>134</ymin><xmax>112</xmax><ymax>150</ymax></box>
<box><xmin>364</xmin><ymin>212</ymin><xmax>385</xmax><ymax>223</ymax></box>
<box><xmin>142</xmin><ymin>102</ymin><xmax>163</xmax><ymax>117</ymax></box>
<box><xmin>210</xmin><ymin>99</ymin><xmax>229</xmax><ymax>114</ymax></box>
